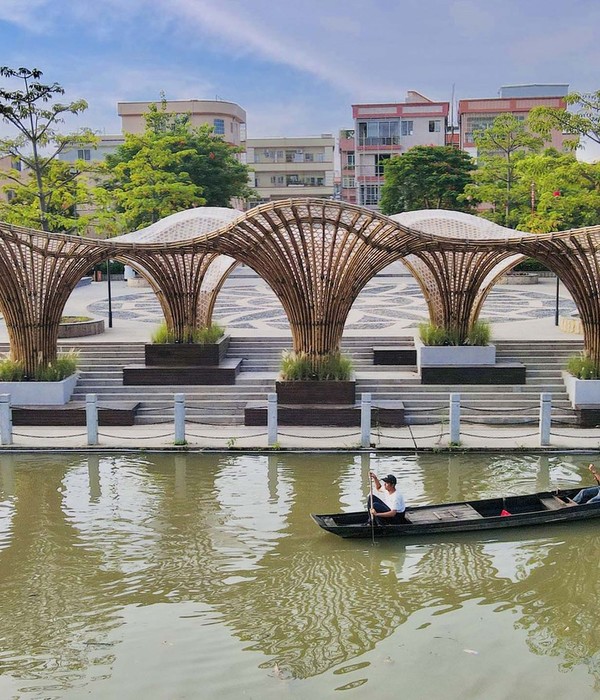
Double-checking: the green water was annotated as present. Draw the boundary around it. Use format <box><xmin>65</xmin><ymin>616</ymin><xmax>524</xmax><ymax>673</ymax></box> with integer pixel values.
<box><xmin>0</xmin><ymin>451</ymin><xmax>598</xmax><ymax>699</ymax></box>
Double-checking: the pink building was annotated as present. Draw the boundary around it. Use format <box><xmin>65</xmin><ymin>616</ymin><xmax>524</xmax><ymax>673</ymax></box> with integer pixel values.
<box><xmin>459</xmin><ymin>84</ymin><xmax>569</xmax><ymax>157</ymax></box>
<box><xmin>345</xmin><ymin>91</ymin><xmax>450</xmax><ymax>209</ymax></box>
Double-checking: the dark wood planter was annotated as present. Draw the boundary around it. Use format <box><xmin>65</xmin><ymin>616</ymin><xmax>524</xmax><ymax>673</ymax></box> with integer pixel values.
<box><xmin>145</xmin><ymin>335</ymin><xmax>230</xmax><ymax>367</ymax></box>
<box><xmin>275</xmin><ymin>379</ymin><xmax>356</xmax><ymax>405</ymax></box>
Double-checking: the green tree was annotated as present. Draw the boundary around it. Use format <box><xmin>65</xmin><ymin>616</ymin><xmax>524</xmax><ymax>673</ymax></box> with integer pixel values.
<box><xmin>105</xmin><ymin>102</ymin><xmax>251</xmax><ymax>229</ymax></box>
<box><xmin>106</xmin><ymin>134</ymin><xmax>206</xmax><ymax>229</ymax></box>
<box><xmin>0</xmin><ymin>159</ymin><xmax>96</xmax><ymax>233</ymax></box>
<box><xmin>379</xmin><ymin>145</ymin><xmax>476</xmax><ymax>215</ymax></box>
<box><xmin>464</xmin><ymin>114</ymin><xmax>544</xmax><ymax>227</ymax></box>
<box><xmin>514</xmin><ymin>150</ymin><xmax>600</xmax><ymax>232</ymax></box>
<box><xmin>528</xmin><ymin>90</ymin><xmax>600</xmax><ymax>151</ymax></box>
<box><xmin>0</xmin><ymin>66</ymin><xmax>97</xmax><ymax>231</ymax></box>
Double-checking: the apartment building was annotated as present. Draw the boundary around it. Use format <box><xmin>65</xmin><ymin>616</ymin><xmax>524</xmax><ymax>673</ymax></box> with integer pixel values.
<box><xmin>339</xmin><ymin>129</ymin><xmax>357</xmax><ymax>204</ymax></box>
<box><xmin>0</xmin><ymin>154</ymin><xmax>25</xmax><ymax>204</ymax></box>
<box><xmin>343</xmin><ymin>91</ymin><xmax>449</xmax><ymax>209</ymax></box>
<box><xmin>459</xmin><ymin>84</ymin><xmax>569</xmax><ymax>158</ymax></box>
<box><xmin>58</xmin><ymin>99</ymin><xmax>248</xmax><ymax>165</ymax></box>
<box><xmin>118</xmin><ymin>99</ymin><xmax>246</xmax><ymax>146</ymax></box>
<box><xmin>246</xmin><ymin>135</ymin><xmax>335</xmax><ymax>206</ymax></box>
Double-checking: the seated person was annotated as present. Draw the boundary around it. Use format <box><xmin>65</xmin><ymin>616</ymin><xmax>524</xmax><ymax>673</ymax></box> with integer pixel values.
<box><xmin>367</xmin><ymin>472</ymin><xmax>406</xmax><ymax>522</ymax></box>
<box><xmin>572</xmin><ymin>464</ymin><xmax>600</xmax><ymax>505</ymax></box>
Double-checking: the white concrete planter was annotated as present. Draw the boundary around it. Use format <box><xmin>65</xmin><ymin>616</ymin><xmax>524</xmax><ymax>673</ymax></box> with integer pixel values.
<box><xmin>498</xmin><ymin>273</ymin><xmax>539</xmax><ymax>285</ymax></box>
<box><xmin>562</xmin><ymin>371</ymin><xmax>600</xmax><ymax>408</ymax></box>
<box><xmin>415</xmin><ymin>338</ymin><xmax>496</xmax><ymax>371</ymax></box>
<box><xmin>0</xmin><ymin>373</ymin><xmax>78</xmax><ymax>406</ymax></box>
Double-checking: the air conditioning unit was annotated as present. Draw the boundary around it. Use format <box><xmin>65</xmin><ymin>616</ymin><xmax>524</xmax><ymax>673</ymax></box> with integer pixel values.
<box><xmin>295</xmin><ymin>149</ymin><xmax>303</xmax><ymax>154</ymax></box>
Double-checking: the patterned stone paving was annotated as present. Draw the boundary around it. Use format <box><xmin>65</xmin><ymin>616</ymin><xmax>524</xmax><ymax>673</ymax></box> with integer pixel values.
<box><xmin>87</xmin><ymin>274</ymin><xmax>577</xmax><ymax>333</ymax></box>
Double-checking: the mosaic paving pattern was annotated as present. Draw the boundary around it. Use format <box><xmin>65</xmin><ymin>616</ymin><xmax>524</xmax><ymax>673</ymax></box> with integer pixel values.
<box><xmin>87</xmin><ymin>276</ymin><xmax>577</xmax><ymax>332</ymax></box>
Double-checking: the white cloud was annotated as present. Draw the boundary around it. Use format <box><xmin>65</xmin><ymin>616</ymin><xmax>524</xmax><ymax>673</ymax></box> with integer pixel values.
<box><xmin>0</xmin><ymin>0</ymin><xmax>53</xmax><ymax>32</ymax></box>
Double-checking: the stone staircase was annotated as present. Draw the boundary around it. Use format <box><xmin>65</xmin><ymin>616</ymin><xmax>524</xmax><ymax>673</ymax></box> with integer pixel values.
<box><xmin>1</xmin><ymin>336</ymin><xmax>581</xmax><ymax>426</ymax></box>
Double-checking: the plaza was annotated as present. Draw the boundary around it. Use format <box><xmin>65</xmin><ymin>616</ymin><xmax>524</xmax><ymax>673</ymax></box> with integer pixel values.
<box><xmin>0</xmin><ymin>262</ymin><xmax>595</xmax><ymax>453</ymax></box>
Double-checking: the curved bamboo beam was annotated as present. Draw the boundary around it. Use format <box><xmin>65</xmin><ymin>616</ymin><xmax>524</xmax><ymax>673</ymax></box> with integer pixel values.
<box><xmin>0</xmin><ymin>204</ymin><xmax>599</xmax><ymax>376</ymax></box>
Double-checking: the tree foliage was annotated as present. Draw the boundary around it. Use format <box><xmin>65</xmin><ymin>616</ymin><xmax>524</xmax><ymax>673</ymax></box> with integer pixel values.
<box><xmin>0</xmin><ymin>66</ymin><xmax>97</xmax><ymax>231</ymax></box>
<box><xmin>528</xmin><ymin>90</ymin><xmax>600</xmax><ymax>150</ymax></box>
<box><xmin>515</xmin><ymin>150</ymin><xmax>600</xmax><ymax>232</ymax></box>
<box><xmin>463</xmin><ymin>114</ymin><xmax>544</xmax><ymax>226</ymax></box>
<box><xmin>104</xmin><ymin>101</ymin><xmax>251</xmax><ymax>230</ymax></box>
<box><xmin>0</xmin><ymin>159</ymin><xmax>96</xmax><ymax>233</ymax></box>
<box><xmin>379</xmin><ymin>145</ymin><xmax>476</xmax><ymax>215</ymax></box>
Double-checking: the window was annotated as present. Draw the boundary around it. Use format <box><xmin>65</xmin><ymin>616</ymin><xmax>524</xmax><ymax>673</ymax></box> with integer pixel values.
<box><xmin>375</xmin><ymin>153</ymin><xmax>391</xmax><ymax>176</ymax></box>
<box><xmin>78</xmin><ymin>149</ymin><xmax>91</xmax><ymax>161</ymax></box>
<box><xmin>347</xmin><ymin>153</ymin><xmax>355</xmax><ymax>167</ymax></box>
<box><xmin>285</xmin><ymin>151</ymin><xmax>295</xmax><ymax>163</ymax></box>
<box><xmin>401</xmin><ymin>121</ymin><xmax>413</xmax><ymax>136</ymax></box>
<box><xmin>6</xmin><ymin>189</ymin><xmax>15</xmax><ymax>202</ymax></box>
<box><xmin>213</xmin><ymin>118</ymin><xmax>225</xmax><ymax>134</ymax></box>
<box><xmin>357</xmin><ymin>120</ymin><xmax>400</xmax><ymax>146</ymax></box>
<box><xmin>11</xmin><ymin>159</ymin><xmax>21</xmax><ymax>171</ymax></box>
<box><xmin>304</xmin><ymin>152</ymin><xmax>314</xmax><ymax>162</ymax></box>
<box><xmin>342</xmin><ymin>176</ymin><xmax>355</xmax><ymax>188</ymax></box>
<box><xmin>360</xmin><ymin>184</ymin><xmax>380</xmax><ymax>205</ymax></box>
<box><xmin>429</xmin><ymin>120</ymin><xmax>441</xmax><ymax>133</ymax></box>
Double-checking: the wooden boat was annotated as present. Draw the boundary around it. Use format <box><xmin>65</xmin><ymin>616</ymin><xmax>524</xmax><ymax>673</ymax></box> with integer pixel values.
<box><xmin>311</xmin><ymin>488</ymin><xmax>600</xmax><ymax>539</ymax></box>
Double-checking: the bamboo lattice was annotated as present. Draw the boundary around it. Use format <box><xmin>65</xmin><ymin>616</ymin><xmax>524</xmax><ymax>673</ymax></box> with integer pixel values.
<box><xmin>0</xmin><ymin>200</ymin><xmax>599</xmax><ymax>375</ymax></box>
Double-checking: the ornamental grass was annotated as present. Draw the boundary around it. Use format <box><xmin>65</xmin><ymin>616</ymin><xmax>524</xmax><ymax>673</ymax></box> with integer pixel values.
<box><xmin>280</xmin><ymin>351</ymin><xmax>353</xmax><ymax>381</ymax></box>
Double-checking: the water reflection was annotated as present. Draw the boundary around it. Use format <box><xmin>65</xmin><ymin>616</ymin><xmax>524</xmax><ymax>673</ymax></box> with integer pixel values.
<box><xmin>0</xmin><ymin>451</ymin><xmax>598</xmax><ymax>697</ymax></box>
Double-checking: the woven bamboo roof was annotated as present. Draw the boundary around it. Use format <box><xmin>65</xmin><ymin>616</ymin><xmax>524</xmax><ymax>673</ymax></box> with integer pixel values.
<box><xmin>1</xmin><ymin>199</ymin><xmax>600</xmax><ymax>374</ymax></box>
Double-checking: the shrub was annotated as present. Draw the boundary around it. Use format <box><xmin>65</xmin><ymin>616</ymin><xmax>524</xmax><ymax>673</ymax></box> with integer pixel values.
<box><xmin>151</xmin><ymin>322</ymin><xmax>224</xmax><ymax>344</ymax></box>
<box><xmin>61</xmin><ymin>316</ymin><xmax>92</xmax><ymax>323</ymax></box>
<box><xmin>280</xmin><ymin>351</ymin><xmax>353</xmax><ymax>381</ymax></box>
<box><xmin>566</xmin><ymin>354</ymin><xmax>600</xmax><ymax>380</ymax></box>
<box><xmin>0</xmin><ymin>357</ymin><xmax>26</xmax><ymax>381</ymax></box>
<box><xmin>419</xmin><ymin>321</ymin><xmax>491</xmax><ymax>347</ymax></box>
<box><xmin>418</xmin><ymin>323</ymin><xmax>449</xmax><ymax>346</ymax></box>
<box><xmin>465</xmin><ymin>320</ymin><xmax>492</xmax><ymax>347</ymax></box>
<box><xmin>0</xmin><ymin>351</ymin><xmax>78</xmax><ymax>382</ymax></box>
<box><xmin>513</xmin><ymin>258</ymin><xmax>549</xmax><ymax>272</ymax></box>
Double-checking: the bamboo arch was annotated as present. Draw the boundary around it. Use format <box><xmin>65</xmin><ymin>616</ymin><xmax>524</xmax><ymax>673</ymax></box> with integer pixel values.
<box><xmin>0</xmin><ymin>200</ymin><xmax>599</xmax><ymax>376</ymax></box>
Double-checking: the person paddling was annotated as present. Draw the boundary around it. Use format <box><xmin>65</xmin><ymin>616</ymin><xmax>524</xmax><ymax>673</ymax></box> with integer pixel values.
<box><xmin>571</xmin><ymin>464</ymin><xmax>600</xmax><ymax>505</ymax></box>
<box><xmin>367</xmin><ymin>472</ymin><xmax>406</xmax><ymax>522</ymax></box>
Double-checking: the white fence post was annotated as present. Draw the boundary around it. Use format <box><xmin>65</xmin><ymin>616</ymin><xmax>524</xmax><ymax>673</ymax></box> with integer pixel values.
<box><xmin>360</xmin><ymin>393</ymin><xmax>372</xmax><ymax>448</ymax></box>
<box><xmin>267</xmin><ymin>392</ymin><xmax>278</xmax><ymax>446</ymax></box>
<box><xmin>86</xmin><ymin>393</ymin><xmax>98</xmax><ymax>446</ymax></box>
<box><xmin>539</xmin><ymin>393</ymin><xmax>552</xmax><ymax>447</ymax></box>
<box><xmin>174</xmin><ymin>393</ymin><xmax>186</xmax><ymax>443</ymax></box>
<box><xmin>0</xmin><ymin>394</ymin><xmax>12</xmax><ymax>445</ymax></box>
<box><xmin>449</xmin><ymin>393</ymin><xmax>461</xmax><ymax>444</ymax></box>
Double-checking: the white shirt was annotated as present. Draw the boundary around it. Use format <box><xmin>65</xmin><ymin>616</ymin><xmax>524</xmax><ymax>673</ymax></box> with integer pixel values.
<box><xmin>376</xmin><ymin>486</ymin><xmax>405</xmax><ymax>513</ymax></box>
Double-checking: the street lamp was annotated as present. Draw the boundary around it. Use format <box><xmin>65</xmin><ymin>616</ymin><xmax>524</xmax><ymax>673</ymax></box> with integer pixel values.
<box><xmin>106</xmin><ymin>258</ymin><xmax>113</xmax><ymax>328</ymax></box>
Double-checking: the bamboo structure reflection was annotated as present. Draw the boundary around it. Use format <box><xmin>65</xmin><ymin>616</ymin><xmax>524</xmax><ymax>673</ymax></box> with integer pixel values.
<box><xmin>0</xmin><ymin>453</ymin><xmax>598</xmax><ymax>690</ymax></box>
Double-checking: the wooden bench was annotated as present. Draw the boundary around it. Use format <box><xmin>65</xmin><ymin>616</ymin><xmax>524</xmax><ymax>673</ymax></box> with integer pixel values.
<box><xmin>539</xmin><ymin>496</ymin><xmax>568</xmax><ymax>511</ymax></box>
<box><xmin>12</xmin><ymin>401</ymin><xmax>141</xmax><ymax>426</ymax></box>
<box><xmin>123</xmin><ymin>358</ymin><xmax>242</xmax><ymax>386</ymax></box>
<box><xmin>421</xmin><ymin>363</ymin><xmax>526</xmax><ymax>385</ymax></box>
<box><xmin>405</xmin><ymin>503</ymin><xmax>483</xmax><ymax>524</ymax></box>
<box><xmin>373</xmin><ymin>346</ymin><xmax>417</xmax><ymax>366</ymax></box>
<box><xmin>244</xmin><ymin>400</ymin><xmax>405</xmax><ymax>427</ymax></box>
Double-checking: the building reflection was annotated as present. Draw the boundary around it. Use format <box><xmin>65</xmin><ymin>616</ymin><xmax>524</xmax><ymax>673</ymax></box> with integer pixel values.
<box><xmin>0</xmin><ymin>452</ymin><xmax>597</xmax><ymax>689</ymax></box>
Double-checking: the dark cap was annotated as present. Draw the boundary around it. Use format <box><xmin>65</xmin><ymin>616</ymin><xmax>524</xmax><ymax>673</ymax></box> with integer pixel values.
<box><xmin>382</xmin><ymin>474</ymin><xmax>397</xmax><ymax>486</ymax></box>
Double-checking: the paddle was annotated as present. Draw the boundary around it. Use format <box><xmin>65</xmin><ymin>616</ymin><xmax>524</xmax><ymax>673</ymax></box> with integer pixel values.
<box><xmin>368</xmin><ymin>470</ymin><xmax>376</xmax><ymax>545</ymax></box>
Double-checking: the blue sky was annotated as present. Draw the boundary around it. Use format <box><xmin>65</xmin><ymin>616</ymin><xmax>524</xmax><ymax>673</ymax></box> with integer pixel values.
<box><xmin>0</xmin><ymin>0</ymin><xmax>599</xmax><ymax>158</ymax></box>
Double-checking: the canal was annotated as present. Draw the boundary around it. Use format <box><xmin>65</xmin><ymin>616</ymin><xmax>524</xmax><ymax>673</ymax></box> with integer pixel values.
<box><xmin>0</xmin><ymin>451</ymin><xmax>598</xmax><ymax>699</ymax></box>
